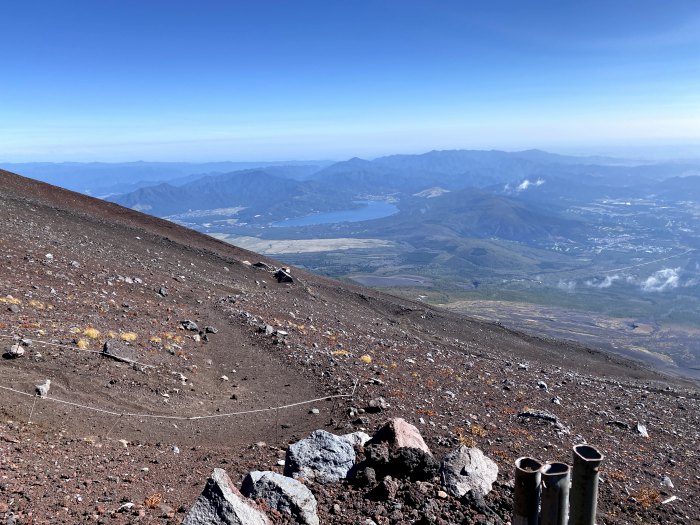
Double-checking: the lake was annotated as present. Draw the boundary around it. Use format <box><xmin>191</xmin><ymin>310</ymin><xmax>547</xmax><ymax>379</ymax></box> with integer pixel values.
<box><xmin>272</xmin><ymin>200</ymin><xmax>398</xmax><ymax>227</ymax></box>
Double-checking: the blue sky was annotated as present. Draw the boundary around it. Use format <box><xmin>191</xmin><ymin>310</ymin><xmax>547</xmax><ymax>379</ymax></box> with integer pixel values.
<box><xmin>1</xmin><ymin>0</ymin><xmax>699</xmax><ymax>161</ymax></box>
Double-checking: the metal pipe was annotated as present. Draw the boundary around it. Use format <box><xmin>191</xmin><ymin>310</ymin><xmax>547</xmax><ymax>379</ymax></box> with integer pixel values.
<box><xmin>512</xmin><ymin>456</ymin><xmax>542</xmax><ymax>525</ymax></box>
<box><xmin>540</xmin><ymin>462</ymin><xmax>571</xmax><ymax>525</ymax></box>
<box><xmin>569</xmin><ymin>444</ymin><xmax>604</xmax><ymax>525</ymax></box>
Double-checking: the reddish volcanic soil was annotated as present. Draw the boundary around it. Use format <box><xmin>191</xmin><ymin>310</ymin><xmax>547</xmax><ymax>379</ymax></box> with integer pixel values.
<box><xmin>0</xmin><ymin>169</ymin><xmax>698</xmax><ymax>524</ymax></box>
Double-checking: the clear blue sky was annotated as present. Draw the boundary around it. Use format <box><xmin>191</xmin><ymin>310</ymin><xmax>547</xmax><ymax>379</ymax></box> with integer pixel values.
<box><xmin>1</xmin><ymin>0</ymin><xmax>699</xmax><ymax>161</ymax></box>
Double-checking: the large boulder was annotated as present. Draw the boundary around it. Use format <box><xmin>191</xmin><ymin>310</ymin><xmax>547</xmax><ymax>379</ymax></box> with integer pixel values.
<box><xmin>440</xmin><ymin>446</ymin><xmax>498</xmax><ymax>497</ymax></box>
<box><xmin>366</xmin><ymin>418</ymin><xmax>432</xmax><ymax>455</ymax></box>
<box><xmin>241</xmin><ymin>471</ymin><xmax>319</xmax><ymax>525</ymax></box>
<box><xmin>183</xmin><ymin>468</ymin><xmax>270</xmax><ymax>525</ymax></box>
<box><xmin>284</xmin><ymin>430</ymin><xmax>356</xmax><ymax>484</ymax></box>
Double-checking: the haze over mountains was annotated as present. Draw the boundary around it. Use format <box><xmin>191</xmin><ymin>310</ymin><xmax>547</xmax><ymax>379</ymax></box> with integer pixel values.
<box><xmin>6</xmin><ymin>149</ymin><xmax>700</xmax><ymax>377</ymax></box>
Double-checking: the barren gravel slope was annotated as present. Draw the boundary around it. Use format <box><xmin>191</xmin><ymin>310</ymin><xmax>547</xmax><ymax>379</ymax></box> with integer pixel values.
<box><xmin>0</xmin><ymin>169</ymin><xmax>698</xmax><ymax>524</ymax></box>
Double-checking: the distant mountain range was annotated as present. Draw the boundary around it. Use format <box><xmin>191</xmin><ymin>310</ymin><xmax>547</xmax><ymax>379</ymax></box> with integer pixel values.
<box><xmin>5</xmin><ymin>149</ymin><xmax>700</xmax><ymax>246</ymax></box>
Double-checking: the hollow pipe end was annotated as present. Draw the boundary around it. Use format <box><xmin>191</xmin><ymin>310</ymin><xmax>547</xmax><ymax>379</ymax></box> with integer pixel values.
<box><xmin>515</xmin><ymin>456</ymin><xmax>543</xmax><ymax>472</ymax></box>
<box><xmin>573</xmin><ymin>444</ymin><xmax>604</xmax><ymax>463</ymax></box>
<box><xmin>541</xmin><ymin>461</ymin><xmax>571</xmax><ymax>476</ymax></box>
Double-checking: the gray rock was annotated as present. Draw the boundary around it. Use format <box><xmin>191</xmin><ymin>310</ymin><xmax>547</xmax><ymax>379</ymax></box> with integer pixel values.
<box><xmin>253</xmin><ymin>261</ymin><xmax>273</xmax><ymax>271</ymax></box>
<box><xmin>517</xmin><ymin>409</ymin><xmax>569</xmax><ymax>432</ymax></box>
<box><xmin>440</xmin><ymin>446</ymin><xmax>498</xmax><ymax>497</ymax></box>
<box><xmin>183</xmin><ymin>468</ymin><xmax>270</xmax><ymax>525</ymax></box>
<box><xmin>636</xmin><ymin>422</ymin><xmax>649</xmax><ymax>438</ymax></box>
<box><xmin>35</xmin><ymin>379</ymin><xmax>51</xmax><ymax>398</ymax></box>
<box><xmin>205</xmin><ymin>326</ymin><xmax>219</xmax><ymax>334</ymax></box>
<box><xmin>284</xmin><ymin>430</ymin><xmax>356</xmax><ymax>484</ymax></box>
<box><xmin>181</xmin><ymin>320</ymin><xmax>199</xmax><ymax>331</ymax></box>
<box><xmin>274</xmin><ymin>269</ymin><xmax>293</xmax><ymax>283</ymax></box>
<box><xmin>241</xmin><ymin>470</ymin><xmax>319</xmax><ymax>525</ymax></box>
<box><xmin>366</xmin><ymin>397</ymin><xmax>388</xmax><ymax>413</ymax></box>
<box><xmin>340</xmin><ymin>431</ymin><xmax>371</xmax><ymax>448</ymax></box>
<box><xmin>6</xmin><ymin>343</ymin><xmax>24</xmax><ymax>358</ymax></box>
<box><xmin>158</xmin><ymin>287</ymin><xmax>169</xmax><ymax>297</ymax></box>
<box><xmin>661</xmin><ymin>475</ymin><xmax>674</xmax><ymax>489</ymax></box>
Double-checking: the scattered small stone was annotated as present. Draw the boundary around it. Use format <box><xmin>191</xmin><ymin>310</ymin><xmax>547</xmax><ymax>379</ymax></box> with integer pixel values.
<box><xmin>636</xmin><ymin>422</ymin><xmax>649</xmax><ymax>438</ymax></box>
<box><xmin>274</xmin><ymin>269</ymin><xmax>293</xmax><ymax>283</ymax></box>
<box><xmin>35</xmin><ymin>379</ymin><xmax>51</xmax><ymax>398</ymax></box>
<box><xmin>6</xmin><ymin>344</ymin><xmax>24</xmax><ymax>358</ymax></box>
<box><xmin>661</xmin><ymin>475</ymin><xmax>674</xmax><ymax>489</ymax></box>
<box><xmin>181</xmin><ymin>320</ymin><xmax>198</xmax><ymax>331</ymax></box>
<box><xmin>253</xmin><ymin>261</ymin><xmax>273</xmax><ymax>271</ymax></box>
<box><xmin>205</xmin><ymin>326</ymin><xmax>218</xmax><ymax>334</ymax></box>
<box><xmin>310</xmin><ymin>408</ymin><xmax>320</xmax><ymax>415</ymax></box>
<box><xmin>607</xmin><ymin>420</ymin><xmax>631</xmax><ymax>430</ymax></box>
<box><xmin>367</xmin><ymin>397</ymin><xmax>388</xmax><ymax>413</ymax></box>
<box><xmin>158</xmin><ymin>287</ymin><xmax>169</xmax><ymax>297</ymax></box>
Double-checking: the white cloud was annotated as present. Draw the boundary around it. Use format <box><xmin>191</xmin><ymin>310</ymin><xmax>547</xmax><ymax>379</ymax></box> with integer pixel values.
<box><xmin>558</xmin><ymin>279</ymin><xmax>576</xmax><ymax>291</ymax></box>
<box><xmin>585</xmin><ymin>275</ymin><xmax>620</xmax><ymax>289</ymax></box>
<box><xmin>516</xmin><ymin>178</ymin><xmax>545</xmax><ymax>191</ymax></box>
<box><xmin>641</xmin><ymin>268</ymin><xmax>680</xmax><ymax>292</ymax></box>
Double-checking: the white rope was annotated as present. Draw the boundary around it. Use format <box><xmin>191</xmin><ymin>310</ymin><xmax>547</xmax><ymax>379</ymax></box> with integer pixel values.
<box><xmin>0</xmin><ymin>380</ymin><xmax>358</xmax><ymax>422</ymax></box>
<box><xmin>0</xmin><ymin>333</ymin><xmax>154</xmax><ymax>369</ymax></box>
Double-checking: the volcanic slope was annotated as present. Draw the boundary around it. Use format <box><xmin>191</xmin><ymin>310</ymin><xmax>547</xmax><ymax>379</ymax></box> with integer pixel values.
<box><xmin>0</xmin><ymin>169</ymin><xmax>698</xmax><ymax>524</ymax></box>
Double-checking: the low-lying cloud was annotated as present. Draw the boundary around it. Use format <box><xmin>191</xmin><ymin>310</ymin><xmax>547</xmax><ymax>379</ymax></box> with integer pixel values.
<box><xmin>516</xmin><ymin>178</ymin><xmax>545</xmax><ymax>191</ymax></box>
<box><xmin>641</xmin><ymin>268</ymin><xmax>680</xmax><ymax>292</ymax></box>
<box><xmin>585</xmin><ymin>275</ymin><xmax>620</xmax><ymax>289</ymax></box>
<box><xmin>557</xmin><ymin>279</ymin><xmax>576</xmax><ymax>291</ymax></box>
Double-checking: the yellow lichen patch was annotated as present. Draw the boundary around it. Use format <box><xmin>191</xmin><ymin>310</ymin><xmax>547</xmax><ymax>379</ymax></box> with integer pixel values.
<box><xmin>107</xmin><ymin>331</ymin><xmax>117</xmax><ymax>338</ymax></box>
<box><xmin>0</xmin><ymin>295</ymin><xmax>21</xmax><ymax>305</ymax></box>
<box><xmin>359</xmin><ymin>354</ymin><xmax>372</xmax><ymax>364</ymax></box>
<box><xmin>29</xmin><ymin>300</ymin><xmax>45</xmax><ymax>310</ymax></box>
<box><xmin>332</xmin><ymin>350</ymin><xmax>350</xmax><ymax>356</ymax></box>
<box><xmin>120</xmin><ymin>332</ymin><xmax>137</xmax><ymax>342</ymax></box>
<box><xmin>470</xmin><ymin>424</ymin><xmax>487</xmax><ymax>437</ymax></box>
<box><xmin>69</xmin><ymin>327</ymin><xmax>82</xmax><ymax>334</ymax></box>
<box><xmin>144</xmin><ymin>493</ymin><xmax>162</xmax><ymax>509</ymax></box>
<box><xmin>149</xmin><ymin>336</ymin><xmax>162</xmax><ymax>344</ymax></box>
<box><xmin>76</xmin><ymin>339</ymin><xmax>89</xmax><ymax>349</ymax></box>
<box><xmin>83</xmin><ymin>327</ymin><xmax>101</xmax><ymax>339</ymax></box>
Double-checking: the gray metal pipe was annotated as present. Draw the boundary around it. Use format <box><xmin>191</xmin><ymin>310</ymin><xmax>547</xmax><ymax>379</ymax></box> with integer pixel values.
<box><xmin>512</xmin><ymin>456</ymin><xmax>543</xmax><ymax>525</ymax></box>
<box><xmin>569</xmin><ymin>444</ymin><xmax>604</xmax><ymax>525</ymax></box>
<box><xmin>540</xmin><ymin>462</ymin><xmax>571</xmax><ymax>525</ymax></box>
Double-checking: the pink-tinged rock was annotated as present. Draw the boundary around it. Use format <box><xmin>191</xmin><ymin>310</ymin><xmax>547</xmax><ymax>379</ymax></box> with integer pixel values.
<box><xmin>367</xmin><ymin>418</ymin><xmax>432</xmax><ymax>456</ymax></box>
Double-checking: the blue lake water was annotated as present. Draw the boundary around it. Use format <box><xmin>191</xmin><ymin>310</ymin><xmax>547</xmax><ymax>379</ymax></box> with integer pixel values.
<box><xmin>272</xmin><ymin>201</ymin><xmax>398</xmax><ymax>228</ymax></box>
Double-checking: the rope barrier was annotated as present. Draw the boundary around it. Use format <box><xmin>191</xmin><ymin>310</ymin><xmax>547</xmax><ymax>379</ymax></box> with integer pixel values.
<box><xmin>0</xmin><ymin>380</ymin><xmax>358</xmax><ymax>422</ymax></box>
